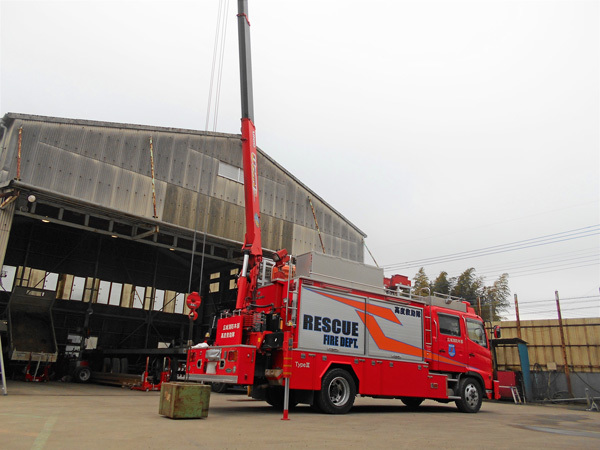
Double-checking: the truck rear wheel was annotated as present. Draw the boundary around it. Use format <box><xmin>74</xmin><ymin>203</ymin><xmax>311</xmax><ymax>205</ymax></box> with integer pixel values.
<box><xmin>265</xmin><ymin>386</ymin><xmax>297</xmax><ymax>409</ymax></box>
<box><xmin>211</xmin><ymin>382</ymin><xmax>228</xmax><ymax>393</ymax></box>
<box><xmin>316</xmin><ymin>368</ymin><xmax>356</xmax><ymax>414</ymax></box>
<box><xmin>74</xmin><ymin>366</ymin><xmax>91</xmax><ymax>383</ymax></box>
<box><xmin>455</xmin><ymin>377</ymin><xmax>482</xmax><ymax>413</ymax></box>
<box><xmin>401</xmin><ymin>397</ymin><xmax>424</xmax><ymax>409</ymax></box>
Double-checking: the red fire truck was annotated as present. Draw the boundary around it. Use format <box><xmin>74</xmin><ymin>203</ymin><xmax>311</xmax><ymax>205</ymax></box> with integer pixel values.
<box><xmin>188</xmin><ymin>252</ymin><xmax>499</xmax><ymax>414</ymax></box>
<box><xmin>187</xmin><ymin>1</ymin><xmax>499</xmax><ymax>414</ymax></box>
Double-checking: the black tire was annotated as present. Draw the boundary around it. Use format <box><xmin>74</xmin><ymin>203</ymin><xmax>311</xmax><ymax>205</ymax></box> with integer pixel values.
<box><xmin>265</xmin><ymin>386</ymin><xmax>284</xmax><ymax>408</ymax></box>
<box><xmin>211</xmin><ymin>382</ymin><xmax>228</xmax><ymax>393</ymax></box>
<box><xmin>455</xmin><ymin>377</ymin><xmax>482</xmax><ymax>413</ymax></box>
<box><xmin>401</xmin><ymin>397</ymin><xmax>424</xmax><ymax>409</ymax></box>
<box><xmin>265</xmin><ymin>387</ymin><xmax>298</xmax><ymax>410</ymax></box>
<box><xmin>74</xmin><ymin>366</ymin><xmax>91</xmax><ymax>383</ymax></box>
<box><xmin>316</xmin><ymin>369</ymin><xmax>356</xmax><ymax>414</ymax></box>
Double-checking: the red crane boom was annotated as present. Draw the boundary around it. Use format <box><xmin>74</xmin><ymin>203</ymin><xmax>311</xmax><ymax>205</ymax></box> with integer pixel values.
<box><xmin>235</xmin><ymin>0</ymin><xmax>262</xmax><ymax>310</ymax></box>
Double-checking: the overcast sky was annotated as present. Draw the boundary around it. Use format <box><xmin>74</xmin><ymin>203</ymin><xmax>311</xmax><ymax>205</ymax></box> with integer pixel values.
<box><xmin>1</xmin><ymin>0</ymin><xmax>598</xmax><ymax>320</ymax></box>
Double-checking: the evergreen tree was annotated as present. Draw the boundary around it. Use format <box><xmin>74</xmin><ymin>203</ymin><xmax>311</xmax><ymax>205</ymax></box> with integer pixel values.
<box><xmin>431</xmin><ymin>271</ymin><xmax>451</xmax><ymax>295</ymax></box>
<box><xmin>481</xmin><ymin>273</ymin><xmax>510</xmax><ymax>322</ymax></box>
<box><xmin>412</xmin><ymin>267</ymin><xmax>431</xmax><ymax>296</ymax></box>
<box><xmin>450</xmin><ymin>268</ymin><xmax>484</xmax><ymax>305</ymax></box>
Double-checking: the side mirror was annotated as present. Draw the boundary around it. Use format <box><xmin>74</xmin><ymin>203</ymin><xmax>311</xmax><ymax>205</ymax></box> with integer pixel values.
<box><xmin>493</xmin><ymin>325</ymin><xmax>501</xmax><ymax>339</ymax></box>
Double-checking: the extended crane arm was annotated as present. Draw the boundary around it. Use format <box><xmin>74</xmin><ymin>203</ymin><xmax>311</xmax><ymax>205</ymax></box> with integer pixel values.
<box><xmin>236</xmin><ymin>0</ymin><xmax>262</xmax><ymax>310</ymax></box>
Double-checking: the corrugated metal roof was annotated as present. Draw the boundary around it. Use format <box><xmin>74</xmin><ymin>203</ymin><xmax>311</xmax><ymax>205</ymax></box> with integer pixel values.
<box><xmin>0</xmin><ymin>112</ymin><xmax>366</xmax><ymax>261</ymax></box>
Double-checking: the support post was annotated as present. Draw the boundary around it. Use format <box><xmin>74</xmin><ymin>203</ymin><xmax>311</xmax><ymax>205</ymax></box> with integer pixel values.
<box><xmin>517</xmin><ymin>341</ymin><xmax>532</xmax><ymax>402</ymax></box>
<box><xmin>281</xmin><ymin>331</ymin><xmax>292</xmax><ymax>420</ymax></box>
<box><xmin>16</xmin><ymin>127</ymin><xmax>22</xmax><ymax>181</ymax></box>
<box><xmin>555</xmin><ymin>290</ymin><xmax>573</xmax><ymax>396</ymax></box>
<box><xmin>149</xmin><ymin>137</ymin><xmax>158</xmax><ymax>219</ymax></box>
<box><xmin>514</xmin><ymin>293</ymin><xmax>521</xmax><ymax>339</ymax></box>
<box><xmin>0</xmin><ymin>332</ymin><xmax>7</xmax><ymax>395</ymax></box>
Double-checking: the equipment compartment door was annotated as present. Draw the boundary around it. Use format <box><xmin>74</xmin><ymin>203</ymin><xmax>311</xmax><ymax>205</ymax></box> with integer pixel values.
<box><xmin>364</xmin><ymin>299</ymin><xmax>424</xmax><ymax>362</ymax></box>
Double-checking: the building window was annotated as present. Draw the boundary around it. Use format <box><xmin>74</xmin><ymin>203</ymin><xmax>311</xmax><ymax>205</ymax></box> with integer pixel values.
<box><xmin>153</xmin><ymin>289</ymin><xmax>165</xmax><ymax>311</ymax></box>
<box><xmin>209</xmin><ymin>272</ymin><xmax>220</xmax><ymax>293</ymax></box>
<box><xmin>229</xmin><ymin>268</ymin><xmax>239</xmax><ymax>290</ymax></box>
<box><xmin>218</xmin><ymin>161</ymin><xmax>244</xmax><ymax>184</ymax></box>
<box><xmin>174</xmin><ymin>293</ymin><xmax>184</xmax><ymax>314</ymax></box>
<box><xmin>71</xmin><ymin>277</ymin><xmax>86</xmax><ymax>300</ymax></box>
<box><xmin>133</xmin><ymin>286</ymin><xmax>146</xmax><ymax>309</ymax></box>
<box><xmin>109</xmin><ymin>283</ymin><xmax>122</xmax><ymax>306</ymax></box>
<box><xmin>0</xmin><ymin>266</ymin><xmax>17</xmax><ymax>292</ymax></box>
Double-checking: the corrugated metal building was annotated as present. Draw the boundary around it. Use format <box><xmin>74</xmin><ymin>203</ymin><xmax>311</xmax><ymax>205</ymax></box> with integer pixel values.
<box><xmin>0</xmin><ymin>113</ymin><xmax>366</xmax><ymax>373</ymax></box>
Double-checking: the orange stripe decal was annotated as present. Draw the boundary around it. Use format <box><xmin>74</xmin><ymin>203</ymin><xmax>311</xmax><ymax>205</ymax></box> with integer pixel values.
<box><xmin>356</xmin><ymin>311</ymin><xmax>422</xmax><ymax>358</ymax></box>
<box><xmin>309</xmin><ymin>289</ymin><xmax>401</xmax><ymax>325</ymax></box>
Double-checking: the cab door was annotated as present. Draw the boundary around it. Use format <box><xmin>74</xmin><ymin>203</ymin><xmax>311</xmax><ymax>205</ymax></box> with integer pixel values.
<box><xmin>465</xmin><ymin>318</ymin><xmax>492</xmax><ymax>373</ymax></box>
<box><xmin>432</xmin><ymin>311</ymin><xmax>466</xmax><ymax>373</ymax></box>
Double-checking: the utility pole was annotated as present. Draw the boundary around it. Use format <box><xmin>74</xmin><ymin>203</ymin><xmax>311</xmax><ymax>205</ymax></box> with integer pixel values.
<box><xmin>514</xmin><ymin>294</ymin><xmax>521</xmax><ymax>339</ymax></box>
<box><xmin>555</xmin><ymin>290</ymin><xmax>573</xmax><ymax>396</ymax></box>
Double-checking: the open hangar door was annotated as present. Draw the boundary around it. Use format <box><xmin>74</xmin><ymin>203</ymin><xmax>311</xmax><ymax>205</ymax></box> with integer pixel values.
<box><xmin>0</xmin><ymin>192</ymin><xmax>243</xmax><ymax>380</ymax></box>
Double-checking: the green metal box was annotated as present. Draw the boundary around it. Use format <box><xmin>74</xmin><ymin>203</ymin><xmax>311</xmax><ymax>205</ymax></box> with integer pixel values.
<box><xmin>159</xmin><ymin>382</ymin><xmax>211</xmax><ymax>419</ymax></box>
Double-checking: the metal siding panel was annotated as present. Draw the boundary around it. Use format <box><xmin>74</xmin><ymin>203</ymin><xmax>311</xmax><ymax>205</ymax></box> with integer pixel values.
<box><xmin>213</xmin><ymin>177</ymin><xmax>243</xmax><ymax>206</ymax></box>
<box><xmin>153</xmin><ymin>133</ymin><xmax>175</xmax><ymax>183</ymax></box>
<box><xmin>80</xmin><ymin>128</ymin><xmax>106</xmax><ymax>163</ymax></box>
<box><xmin>284</xmin><ymin>181</ymin><xmax>295</xmax><ymax>222</ymax></box>
<box><xmin>129</xmin><ymin>174</ymin><xmax>154</xmax><ymax>217</ymax></box>
<box><xmin>260</xmin><ymin>177</ymin><xmax>276</xmax><ymax>216</ymax></box>
<box><xmin>2</xmin><ymin>114</ymin><xmax>365</xmax><ymax>262</ymax></box>
<box><xmin>281</xmin><ymin>220</ymin><xmax>293</xmax><ymax>253</ymax></box>
<box><xmin>0</xmin><ymin>202</ymin><xmax>15</xmax><ymax>268</ymax></box>
<box><xmin>200</xmin><ymin>155</ymin><xmax>216</xmax><ymax>196</ymax></box>
<box><xmin>154</xmin><ymin>179</ymin><xmax>167</xmax><ymax>219</ymax></box>
<box><xmin>169</xmin><ymin>135</ymin><xmax>190</xmax><ymax>185</ymax></box>
<box><xmin>183</xmin><ymin>147</ymin><xmax>203</xmax><ymax>192</ymax></box>
<box><xmin>93</xmin><ymin>163</ymin><xmax>118</xmax><ymax>207</ymax></box>
<box><xmin>262</xmin><ymin>215</ymin><xmax>285</xmax><ymax>252</ymax></box>
<box><xmin>294</xmin><ymin>188</ymin><xmax>307</xmax><ymax>228</ymax></box>
<box><xmin>274</xmin><ymin>178</ymin><xmax>285</xmax><ymax>220</ymax></box>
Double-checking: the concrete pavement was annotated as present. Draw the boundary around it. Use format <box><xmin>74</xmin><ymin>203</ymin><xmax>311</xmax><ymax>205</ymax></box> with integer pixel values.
<box><xmin>1</xmin><ymin>381</ymin><xmax>599</xmax><ymax>449</ymax></box>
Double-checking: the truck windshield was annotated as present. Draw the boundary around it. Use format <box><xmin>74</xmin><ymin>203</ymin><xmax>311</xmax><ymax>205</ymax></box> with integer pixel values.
<box><xmin>466</xmin><ymin>319</ymin><xmax>487</xmax><ymax>348</ymax></box>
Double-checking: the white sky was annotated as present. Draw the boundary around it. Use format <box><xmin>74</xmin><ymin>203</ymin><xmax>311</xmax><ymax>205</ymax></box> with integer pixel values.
<box><xmin>1</xmin><ymin>0</ymin><xmax>599</xmax><ymax>320</ymax></box>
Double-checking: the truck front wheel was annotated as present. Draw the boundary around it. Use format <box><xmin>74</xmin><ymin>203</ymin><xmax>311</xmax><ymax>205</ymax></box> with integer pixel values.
<box><xmin>455</xmin><ymin>377</ymin><xmax>482</xmax><ymax>413</ymax></box>
<box><xmin>316</xmin><ymin>369</ymin><xmax>356</xmax><ymax>414</ymax></box>
<box><xmin>401</xmin><ymin>397</ymin><xmax>424</xmax><ymax>409</ymax></box>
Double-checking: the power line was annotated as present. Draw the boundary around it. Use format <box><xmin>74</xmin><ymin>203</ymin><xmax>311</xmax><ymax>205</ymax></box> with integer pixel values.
<box><xmin>476</xmin><ymin>253</ymin><xmax>599</xmax><ymax>278</ymax></box>
<box><xmin>505</xmin><ymin>261</ymin><xmax>600</xmax><ymax>279</ymax></box>
<box><xmin>384</xmin><ymin>225</ymin><xmax>599</xmax><ymax>270</ymax></box>
<box><xmin>517</xmin><ymin>295</ymin><xmax>600</xmax><ymax>305</ymax></box>
<box><xmin>475</xmin><ymin>247</ymin><xmax>599</xmax><ymax>273</ymax></box>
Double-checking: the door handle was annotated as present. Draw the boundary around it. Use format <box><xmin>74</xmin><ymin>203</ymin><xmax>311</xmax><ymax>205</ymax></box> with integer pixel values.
<box><xmin>469</xmin><ymin>353</ymin><xmax>475</xmax><ymax>357</ymax></box>
<box><xmin>439</xmin><ymin>349</ymin><xmax>445</xmax><ymax>353</ymax></box>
